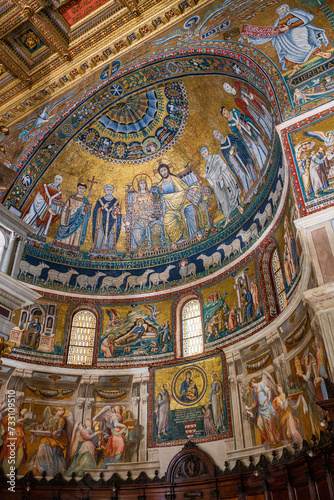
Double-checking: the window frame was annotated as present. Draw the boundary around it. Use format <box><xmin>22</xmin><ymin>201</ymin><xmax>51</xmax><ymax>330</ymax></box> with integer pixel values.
<box><xmin>270</xmin><ymin>247</ymin><xmax>287</xmax><ymax>313</ymax></box>
<box><xmin>174</xmin><ymin>294</ymin><xmax>204</xmax><ymax>359</ymax></box>
<box><xmin>66</xmin><ymin>309</ymin><xmax>97</xmax><ymax>366</ymax></box>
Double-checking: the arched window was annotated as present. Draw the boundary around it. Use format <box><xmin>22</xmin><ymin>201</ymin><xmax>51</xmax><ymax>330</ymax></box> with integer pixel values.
<box><xmin>182</xmin><ymin>299</ymin><xmax>204</xmax><ymax>357</ymax></box>
<box><xmin>67</xmin><ymin>310</ymin><xmax>96</xmax><ymax>365</ymax></box>
<box><xmin>270</xmin><ymin>248</ymin><xmax>287</xmax><ymax>313</ymax></box>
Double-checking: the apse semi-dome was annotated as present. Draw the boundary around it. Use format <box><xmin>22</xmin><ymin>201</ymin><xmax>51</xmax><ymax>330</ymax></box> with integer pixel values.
<box><xmin>4</xmin><ymin>52</ymin><xmax>283</xmax><ymax>299</ymax></box>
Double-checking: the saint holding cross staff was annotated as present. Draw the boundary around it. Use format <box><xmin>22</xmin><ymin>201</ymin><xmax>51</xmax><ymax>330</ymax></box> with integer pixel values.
<box><xmin>52</xmin><ymin>178</ymin><xmax>96</xmax><ymax>252</ymax></box>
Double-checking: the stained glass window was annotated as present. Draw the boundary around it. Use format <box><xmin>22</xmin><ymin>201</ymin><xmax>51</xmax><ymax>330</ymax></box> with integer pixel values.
<box><xmin>67</xmin><ymin>310</ymin><xmax>96</xmax><ymax>365</ymax></box>
<box><xmin>182</xmin><ymin>299</ymin><xmax>204</xmax><ymax>357</ymax></box>
<box><xmin>271</xmin><ymin>249</ymin><xmax>287</xmax><ymax>312</ymax></box>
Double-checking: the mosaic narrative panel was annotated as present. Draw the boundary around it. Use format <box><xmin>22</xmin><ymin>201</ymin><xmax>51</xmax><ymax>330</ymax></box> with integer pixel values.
<box><xmin>148</xmin><ymin>352</ymin><xmax>231</xmax><ymax>447</ymax></box>
<box><xmin>283</xmin><ymin>104</ymin><xmax>334</xmax><ymax>216</ymax></box>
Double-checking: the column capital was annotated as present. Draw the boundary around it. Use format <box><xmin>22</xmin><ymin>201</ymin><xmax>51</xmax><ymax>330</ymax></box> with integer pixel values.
<box><xmin>303</xmin><ymin>282</ymin><xmax>334</xmax><ymax>315</ymax></box>
<box><xmin>77</xmin><ymin>397</ymin><xmax>86</xmax><ymax>409</ymax></box>
<box><xmin>85</xmin><ymin>397</ymin><xmax>95</xmax><ymax>409</ymax></box>
<box><xmin>131</xmin><ymin>396</ymin><xmax>140</xmax><ymax>406</ymax></box>
<box><xmin>273</xmin><ymin>358</ymin><xmax>281</xmax><ymax>369</ymax></box>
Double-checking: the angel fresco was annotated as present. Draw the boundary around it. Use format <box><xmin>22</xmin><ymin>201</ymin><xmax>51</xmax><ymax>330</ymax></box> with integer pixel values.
<box><xmin>305</xmin><ymin>129</ymin><xmax>334</xmax><ymax>148</ymax></box>
<box><xmin>93</xmin><ymin>406</ymin><xmax>128</xmax><ymax>468</ymax></box>
<box><xmin>66</xmin><ymin>418</ymin><xmax>102</xmax><ymax>476</ymax></box>
<box><xmin>28</xmin><ymin>406</ymin><xmax>73</xmax><ymax>476</ymax></box>
<box><xmin>152</xmin><ymin>2</ymin><xmax>231</xmax><ymax>47</ymax></box>
<box><xmin>245</xmin><ymin>372</ymin><xmax>281</xmax><ymax>447</ymax></box>
<box><xmin>272</xmin><ymin>382</ymin><xmax>304</xmax><ymax>448</ymax></box>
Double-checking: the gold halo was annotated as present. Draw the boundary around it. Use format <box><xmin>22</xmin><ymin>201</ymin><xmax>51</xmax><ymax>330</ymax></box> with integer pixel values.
<box><xmin>153</xmin><ymin>158</ymin><xmax>174</xmax><ymax>180</ymax></box>
<box><xmin>132</xmin><ymin>173</ymin><xmax>152</xmax><ymax>192</ymax></box>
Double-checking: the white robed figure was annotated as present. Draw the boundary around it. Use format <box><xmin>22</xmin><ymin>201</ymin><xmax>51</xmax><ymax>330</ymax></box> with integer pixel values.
<box><xmin>22</xmin><ymin>175</ymin><xmax>64</xmax><ymax>238</ymax></box>
<box><xmin>241</xmin><ymin>4</ymin><xmax>330</xmax><ymax>74</ymax></box>
<box><xmin>214</xmin><ymin>130</ymin><xmax>255</xmax><ymax>204</ymax></box>
<box><xmin>200</xmin><ymin>147</ymin><xmax>242</xmax><ymax>225</ymax></box>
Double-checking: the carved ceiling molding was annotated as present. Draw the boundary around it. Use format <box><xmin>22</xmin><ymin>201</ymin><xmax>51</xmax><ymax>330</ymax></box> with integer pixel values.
<box><xmin>0</xmin><ymin>0</ymin><xmax>208</xmax><ymax>124</ymax></box>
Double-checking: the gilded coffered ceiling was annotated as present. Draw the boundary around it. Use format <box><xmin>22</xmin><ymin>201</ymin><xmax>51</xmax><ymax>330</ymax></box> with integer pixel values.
<box><xmin>0</xmin><ymin>0</ymin><xmax>208</xmax><ymax>122</ymax></box>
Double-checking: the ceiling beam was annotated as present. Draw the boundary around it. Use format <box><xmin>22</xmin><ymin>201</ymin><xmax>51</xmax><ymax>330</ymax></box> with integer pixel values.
<box><xmin>31</xmin><ymin>12</ymin><xmax>70</xmax><ymax>58</ymax></box>
<box><xmin>0</xmin><ymin>41</ymin><xmax>30</xmax><ymax>80</ymax></box>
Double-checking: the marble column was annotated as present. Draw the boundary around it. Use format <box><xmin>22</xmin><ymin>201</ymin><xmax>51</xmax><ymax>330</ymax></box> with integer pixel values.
<box><xmin>139</xmin><ymin>373</ymin><xmax>149</xmax><ymax>462</ymax></box>
<box><xmin>11</xmin><ymin>236</ymin><xmax>25</xmax><ymax>279</ymax></box>
<box><xmin>226</xmin><ymin>355</ymin><xmax>244</xmax><ymax>450</ymax></box>
<box><xmin>1</xmin><ymin>231</ymin><xmax>16</xmax><ymax>275</ymax></box>
<box><xmin>237</xmin><ymin>374</ymin><xmax>254</xmax><ymax>448</ymax></box>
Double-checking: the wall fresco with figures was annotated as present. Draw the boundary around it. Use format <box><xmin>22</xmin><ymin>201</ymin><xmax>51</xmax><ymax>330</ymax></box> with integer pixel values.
<box><xmin>282</xmin><ymin>104</ymin><xmax>334</xmax><ymax>216</ymax></box>
<box><xmin>236</xmin><ymin>317</ymin><xmax>332</xmax><ymax>449</ymax></box>
<box><xmin>148</xmin><ymin>353</ymin><xmax>231</xmax><ymax>447</ymax></box>
<box><xmin>0</xmin><ymin>301</ymin><xmax>333</xmax><ymax>478</ymax></box>
<box><xmin>0</xmin><ymin>372</ymin><xmax>146</xmax><ymax>477</ymax></box>
<box><xmin>0</xmin><ymin>305</ymin><xmax>332</xmax><ymax>479</ymax></box>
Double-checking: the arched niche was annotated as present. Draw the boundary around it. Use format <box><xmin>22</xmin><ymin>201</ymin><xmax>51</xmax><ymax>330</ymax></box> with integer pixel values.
<box><xmin>165</xmin><ymin>441</ymin><xmax>215</xmax><ymax>484</ymax></box>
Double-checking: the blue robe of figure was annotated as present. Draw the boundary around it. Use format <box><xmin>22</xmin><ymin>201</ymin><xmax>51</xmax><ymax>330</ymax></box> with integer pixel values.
<box><xmin>220</xmin><ymin>134</ymin><xmax>256</xmax><ymax>194</ymax></box>
<box><xmin>243</xmin><ymin>289</ymin><xmax>254</xmax><ymax>321</ymax></box>
<box><xmin>54</xmin><ymin>194</ymin><xmax>91</xmax><ymax>248</ymax></box>
<box><xmin>180</xmin><ymin>378</ymin><xmax>198</xmax><ymax>402</ymax></box>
